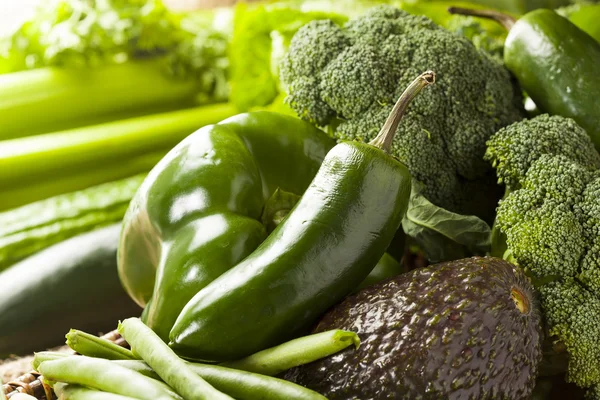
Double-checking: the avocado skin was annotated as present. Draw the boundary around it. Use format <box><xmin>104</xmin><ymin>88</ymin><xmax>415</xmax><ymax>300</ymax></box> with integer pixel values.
<box><xmin>285</xmin><ymin>256</ymin><xmax>542</xmax><ymax>399</ymax></box>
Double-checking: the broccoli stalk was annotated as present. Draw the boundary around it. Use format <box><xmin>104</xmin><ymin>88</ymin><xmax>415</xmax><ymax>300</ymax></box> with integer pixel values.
<box><xmin>486</xmin><ymin>114</ymin><xmax>600</xmax><ymax>397</ymax></box>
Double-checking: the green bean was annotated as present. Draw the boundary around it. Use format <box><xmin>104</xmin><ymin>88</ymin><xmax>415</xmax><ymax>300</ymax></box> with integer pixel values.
<box><xmin>222</xmin><ymin>329</ymin><xmax>360</xmax><ymax>376</ymax></box>
<box><xmin>113</xmin><ymin>360</ymin><xmax>160</xmax><ymax>380</ymax></box>
<box><xmin>33</xmin><ymin>351</ymin><xmax>69</xmax><ymax>370</ymax></box>
<box><xmin>37</xmin><ymin>356</ymin><xmax>178</xmax><ymax>400</ymax></box>
<box><xmin>66</xmin><ymin>329</ymin><xmax>137</xmax><ymax>360</ymax></box>
<box><xmin>113</xmin><ymin>359</ymin><xmax>327</xmax><ymax>400</ymax></box>
<box><xmin>118</xmin><ymin>318</ymin><xmax>232</xmax><ymax>400</ymax></box>
<box><xmin>57</xmin><ymin>384</ymin><xmax>140</xmax><ymax>400</ymax></box>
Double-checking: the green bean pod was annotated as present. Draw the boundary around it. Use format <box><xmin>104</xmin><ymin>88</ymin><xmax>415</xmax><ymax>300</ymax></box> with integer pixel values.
<box><xmin>66</xmin><ymin>330</ymin><xmax>136</xmax><ymax>361</ymax></box>
<box><xmin>114</xmin><ymin>360</ymin><xmax>326</xmax><ymax>400</ymax></box>
<box><xmin>33</xmin><ymin>351</ymin><xmax>69</xmax><ymax>370</ymax></box>
<box><xmin>222</xmin><ymin>330</ymin><xmax>360</xmax><ymax>376</ymax></box>
<box><xmin>56</xmin><ymin>384</ymin><xmax>139</xmax><ymax>400</ymax></box>
<box><xmin>37</xmin><ymin>356</ymin><xmax>177</xmax><ymax>400</ymax></box>
<box><xmin>119</xmin><ymin>318</ymin><xmax>232</xmax><ymax>400</ymax></box>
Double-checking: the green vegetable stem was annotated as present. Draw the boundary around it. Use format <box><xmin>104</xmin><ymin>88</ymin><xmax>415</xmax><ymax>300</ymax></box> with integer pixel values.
<box><xmin>0</xmin><ymin>60</ymin><xmax>200</xmax><ymax>140</ymax></box>
<box><xmin>0</xmin><ymin>103</ymin><xmax>236</xmax><ymax>211</ymax></box>
<box><xmin>118</xmin><ymin>318</ymin><xmax>233</xmax><ymax>400</ymax></box>
<box><xmin>0</xmin><ymin>1</ymin><xmax>231</xmax><ymax>138</ymax></box>
<box><xmin>168</xmin><ymin>72</ymin><xmax>432</xmax><ymax>361</ymax></box>
<box><xmin>448</xmin><ymin>6</ymin><xmax>600</xmax><ymax>150</ymax></box>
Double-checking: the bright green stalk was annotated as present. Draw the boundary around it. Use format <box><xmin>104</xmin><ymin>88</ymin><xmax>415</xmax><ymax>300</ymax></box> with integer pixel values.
<box><xmin>0</xmin><ymin>150</ymin><xmax>165</xmax><ymax>211</ymax></box>
<box><xmin>0</xmin><ymin>59</ymin><xmax>201</xmax><ymax>139</ymax></box>
<box><xmin>0</xmin><ymin>102</ymin><xmax>237</xmax><ymax>209</ymax></box>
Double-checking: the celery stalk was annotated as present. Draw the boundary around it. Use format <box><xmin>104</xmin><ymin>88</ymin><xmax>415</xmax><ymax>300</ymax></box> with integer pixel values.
<box><xmin>0</xmin><ymin>103</ymin><xmax>237</xmax><ymax>209</ymax></box>
<box><xmin>0</xmin><ymin>59</ymin><xmax>202</xmax><ymax>140</ymax></box>
<box><xmin>0</xmin><ymin>151</ymin><xmax>165</xmax><ymax>211</ymax></box>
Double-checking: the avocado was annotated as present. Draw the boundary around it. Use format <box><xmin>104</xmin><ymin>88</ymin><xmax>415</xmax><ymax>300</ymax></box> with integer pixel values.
<box><xmin>285</xmin><ymin>256</ymin><xmax>543</xmax><ymax>399</ymax></box>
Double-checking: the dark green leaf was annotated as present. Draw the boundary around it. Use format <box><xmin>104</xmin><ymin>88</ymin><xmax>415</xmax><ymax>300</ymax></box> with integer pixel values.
<box><xmin>402</xmin><ymin>181</ymin><xmax>491</xmax><ymax>262</ymax></box>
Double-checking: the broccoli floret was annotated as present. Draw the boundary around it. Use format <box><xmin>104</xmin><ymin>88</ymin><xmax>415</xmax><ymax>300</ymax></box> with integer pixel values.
<box><xmin>488</xmin><ymin>114</ymin><xmax>600</xmax><ymax>392</ymax></box>
<box><xmin>502</xmin><ymin>199</ymin><xmax>585</xmax><ymax>280</ymax></box>
<box><xmin>587</xmin><ymin>384</ymin><xmax>600</xmax><ymax>400</ymax></box>
<box><xmin>485</xmin><ymin>114</ymin><xmax>600</xmax><ymax>192</ymax></box>
<box><xmin>280</xmin><ymin>6</ymin><xmax>524</xmax><ymax>217</ymax></box>
<box><xmin>539</xmin><ymin>279</ymin><xmax>600</xmax><ymax>388</ymax></box>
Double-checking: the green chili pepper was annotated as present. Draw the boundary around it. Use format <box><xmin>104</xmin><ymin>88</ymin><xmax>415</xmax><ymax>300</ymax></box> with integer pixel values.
<box><xmin>169</xmin><ymin>72</ymin><xmax>434</xmax><ymax>361</ymax></box>
<box><xmin>118</xmin><ymin>112</ymin><xmax>336</xmax><ymax>342</ymax></box>
<box><xmin>448</xmin><ymin>6</ymin><xmax>600</xmax><ymax>149</ymax></box>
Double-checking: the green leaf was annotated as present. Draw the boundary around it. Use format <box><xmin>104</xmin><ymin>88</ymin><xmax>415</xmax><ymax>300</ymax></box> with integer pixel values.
<box><xmin>402</xmin><ymin>181</ymin><xmax>492</xmax><ymax>262</ymax></box>
<box><xmin>229</xmin><ymin>1</ymin><xmax>363</xmax><ymax>111</ymax></box>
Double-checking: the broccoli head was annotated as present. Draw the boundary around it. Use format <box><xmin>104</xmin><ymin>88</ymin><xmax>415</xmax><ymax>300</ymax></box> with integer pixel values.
<box><xmin>280</xmin><ymin>6</ymin><xmax>524</xmax><ymax>217</ymax></box>
<box><xmin>487</xmin><ymin>114</ymin><xmax>600</xmax><ymax>393</ymax></box>
<box><xmin>485</xmin><ymin>114</ymin><xmax>600</xmax><ymax>192</ymax></box>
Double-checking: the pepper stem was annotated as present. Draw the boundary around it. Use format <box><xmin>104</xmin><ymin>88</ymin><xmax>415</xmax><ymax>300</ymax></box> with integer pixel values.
<box><xmin>369</xmin><ymin>71</ymin><xmax>435</xmax><ymax>153</ymax></box>
<box><xmin>447</xmin><ymin>7</ymin><xmax>516</xmax><ymax>31</ymax></box>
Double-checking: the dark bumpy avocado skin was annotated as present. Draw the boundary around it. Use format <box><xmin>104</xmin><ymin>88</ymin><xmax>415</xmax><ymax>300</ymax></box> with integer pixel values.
<box><xmin>285</xmin><ymin>257</ymin><xmax>542</xmax><ymax>399</ymax></box>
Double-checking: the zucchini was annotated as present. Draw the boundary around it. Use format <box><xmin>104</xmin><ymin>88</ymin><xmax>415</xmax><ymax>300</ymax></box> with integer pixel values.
<box><xmin>0</xmin><ymin>174</ymin><xmax>145</xmax><ymax>271</ymax></box>
<box><xmin>0</xmin><ymin>224</ymin><xmax>141</xmax><ymax>357</ymax></box>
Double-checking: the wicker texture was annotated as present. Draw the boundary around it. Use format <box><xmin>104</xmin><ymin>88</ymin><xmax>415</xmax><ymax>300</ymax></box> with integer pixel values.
<box><xmin>2</xmin><ymin>330</ymin><xmax>124</xmax><ymax>399</ymax></box>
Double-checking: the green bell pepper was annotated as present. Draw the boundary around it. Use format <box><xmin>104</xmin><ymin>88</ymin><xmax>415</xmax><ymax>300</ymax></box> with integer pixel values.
<box><xmin>119</xmin><ymin>112</ymin><xmax>336</xmax><ymax>341</ymax></box>
<box><xmin>449</xmin><ymin>7</ymin><xmax>600</xmax><ymax>149</ymax></box>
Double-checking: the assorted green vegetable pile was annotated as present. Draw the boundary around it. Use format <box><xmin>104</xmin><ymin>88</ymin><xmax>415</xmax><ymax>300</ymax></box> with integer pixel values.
<box><xmin>1</xmin><ymin>0</ymin><xmax>600</xmax><ymax>399</ymax></box>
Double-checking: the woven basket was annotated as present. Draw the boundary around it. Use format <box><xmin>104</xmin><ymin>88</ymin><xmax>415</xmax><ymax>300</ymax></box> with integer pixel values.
<box><xmin>2</xmin><ymin>330</ymin><xmax>125</xmax><ymax>400</ymax></box>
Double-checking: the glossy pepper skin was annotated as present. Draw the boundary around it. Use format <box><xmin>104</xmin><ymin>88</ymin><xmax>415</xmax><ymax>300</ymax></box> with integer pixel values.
<box><xmin>118</xmin><ymin>112</ymin><xmax>335</xmax><ymax>341</ymax></box>
<box><xmin>449</xmin><ymin>7</ymin><xmax>600</xmax><ymax>149</ymax></box>
<box><xmin>505</xmin><ymin>10</ymin><xmax>600</xmax><ymax>147</ymax></box>
<box><xmin>169</xmin><ymin>72</ymin><xmax>435</xmax><ymax>361</ymax></box>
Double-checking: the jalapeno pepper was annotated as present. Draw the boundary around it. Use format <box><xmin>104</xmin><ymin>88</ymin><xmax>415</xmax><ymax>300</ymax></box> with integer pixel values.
<box><xmin>448</xmin><ymin>6</ymin><xmax>600</xmax><ymax>149</ymax></box>
<box><xmin>168</xmin><ymin>72</ymin><xmax>434</xmax><ymax>361</ymax></box>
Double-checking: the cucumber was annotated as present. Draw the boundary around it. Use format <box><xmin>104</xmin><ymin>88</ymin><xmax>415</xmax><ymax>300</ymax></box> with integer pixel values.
<box><xmin>0</xmin><ymin>174</ymin><xmax>145</xmax><ymax>271</ymax></box>
<box><xmin>0</xmin><ymin>225</ymin><xmax>141</xmax><ymax>357</ymax></box>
